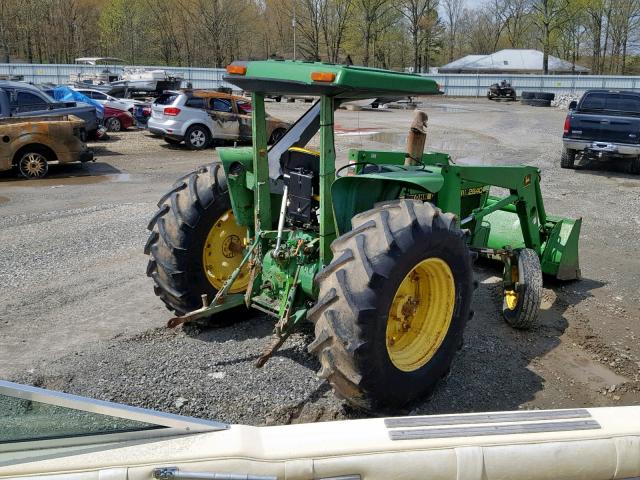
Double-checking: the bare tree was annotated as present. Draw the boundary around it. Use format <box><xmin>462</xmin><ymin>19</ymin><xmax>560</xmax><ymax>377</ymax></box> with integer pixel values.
<box><xmin>397</xmin><ymin>0</ymin><xmax>439</xmax><ymax>72</ymax></box>
<box><xmin>354</xmin><ymin>0</ymin><xmax>393</xmax><ymax>66</ymax></box>
<box><xmin>459</xmin><ymin>6</ymin><xmax>505</xmax><ymax>54</ymax></box>
<box><xmin>493</xmin><ymin>0</ymin><xmax>531</xmax><ymax>48</ymax></box>
<box><xmin>298</xmin><ymin>0</ymin><xmax>322</xmax><ymax>60</ymax></box>
<box><xmin>0</xmin><ymin>0</ymin><xmax>17</xmax><ymax>63</ymax></box>
<box><xmin>442</xmin><ymin>0</ymin><xmax>465</xmax><ymax>61</ymax></box>
<box><xmin>319</xmin><ymin>0</ymin><xmax>354</xmax><ymax>63</ymax></box>
<box><xmin>531</xmin><ymin>0</ymin><xmax>573</xmax><ymax>74</ymax></box>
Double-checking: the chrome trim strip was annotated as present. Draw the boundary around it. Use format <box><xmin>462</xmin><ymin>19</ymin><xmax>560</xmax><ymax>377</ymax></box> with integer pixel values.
<box><xmin>153</xmin><ymin>466</ymin><xmax>277</xmax><ymax>480</ymax></box>
<box><xmin>385</xmin><ymin>409</ymin><xmax>591</xmax><ymax>428</ymax></box>
<box><xmin>389</xmin><ymin>419</ymin><xmax>601</xmax><ymax>441</ymax></box>
<box><xmin>0</xmin><ymin>380</ymin><xmax>227</xmax><ymax>431</ymax></box>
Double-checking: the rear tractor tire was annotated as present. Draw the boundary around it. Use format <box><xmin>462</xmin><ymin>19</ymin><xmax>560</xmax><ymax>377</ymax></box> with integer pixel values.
<box><xmin>308</xmin><ymin>199</ymin><xmax>474</xmax><ymax>410</ymax></box>
<box><xmin>144</xmin><ymin>163</ymin><xmax>250</xmax><ymax>316</ymax></box>
<box><xmin>502</xmin><ymin>248</ymin><xmax>542</xmax><ymax>330</ymax></box>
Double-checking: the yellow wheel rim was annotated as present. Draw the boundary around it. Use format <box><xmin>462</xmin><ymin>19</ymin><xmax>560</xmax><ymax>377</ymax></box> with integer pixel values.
<box><xmin>202</xmin><ymin>209</ymin><xmax>249</xmax><ymax>292</ymax></box>
<box><xmin>386</xmin><ymin>257</ymin><xmax>455</xmax><ymax>372</ymax></box>
<box><xmin>504</xmin><ymin>264</ymin><xmax>519</xmax><ymax>311</ymax></box>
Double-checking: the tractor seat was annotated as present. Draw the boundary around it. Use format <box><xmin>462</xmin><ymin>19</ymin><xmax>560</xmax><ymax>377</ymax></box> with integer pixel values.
<box><xmin>280</xmin><ymin>147</ymin><xmax>320</xmax><ymax>176</ymax></box>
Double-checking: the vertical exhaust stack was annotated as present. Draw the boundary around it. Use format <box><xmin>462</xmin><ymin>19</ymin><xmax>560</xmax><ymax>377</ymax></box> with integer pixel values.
<box><xmin>404</xmin><ymin>110</ymin><xmax>428</xmax><ymax>166</ymax></box>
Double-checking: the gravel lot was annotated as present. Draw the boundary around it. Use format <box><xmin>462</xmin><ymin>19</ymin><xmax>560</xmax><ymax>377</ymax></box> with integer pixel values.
<box><xmin>1</xmin><ymin>98</ymin><xmax>639</xmax><ymax>425</ymax></box>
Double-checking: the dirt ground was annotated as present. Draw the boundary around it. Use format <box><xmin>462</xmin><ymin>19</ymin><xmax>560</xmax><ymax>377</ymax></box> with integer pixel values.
<box><xmin>1</xmin><ymin>98</ymin><xmax>639</xmax><ymax>425</ymax></box>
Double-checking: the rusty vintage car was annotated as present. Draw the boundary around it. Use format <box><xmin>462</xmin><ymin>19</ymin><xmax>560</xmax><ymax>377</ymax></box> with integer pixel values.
<box><xmin>0</xmin><ymin>115</ymin><xmax>94</xmax><ymax>179</ymax></box>
<box><xmin>148</xmin><ymin>90</ymin><xmax>291</xmax><ymax>150</ymax></box>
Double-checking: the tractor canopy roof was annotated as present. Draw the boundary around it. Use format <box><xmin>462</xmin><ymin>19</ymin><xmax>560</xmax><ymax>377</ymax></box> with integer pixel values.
<box><xmin>223</xmin><ymin>60</ymin><xmax>442</xmax><ymax>99</ymax></box>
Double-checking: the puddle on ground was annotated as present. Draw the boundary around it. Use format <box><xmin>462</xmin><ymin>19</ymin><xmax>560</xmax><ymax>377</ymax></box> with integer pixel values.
<box><xmin>542</xmin><ymin>346</ymin><xmax>628</xmax><ymax>389</ymax></box>
<box><xmin>425</xmin><ymin>104</ymin><xmax>474</xmax><ymax>113</ymax></box>
<box><xmin>0</xmin><ymin>195</ymin><xmax>8</xmax><ymax>205</ymax></box>
<box><xmin>369</xmin><ymin>131</ymin><xmax>408</xmax><ymax>147</ymax></box>
<box><xmin>619</xmin><ymin>181</ymin><xmax>639</xmax><ymax>188</ymax></box>
<box><xmin>336</xmin><ymin>130</ymin><xmax>381</xmax><ymax>137</ymax></box>
<box><xmin>0</xmin><ymin>173</ymin><xmax>130</xmax><ymax>186</ymax></box>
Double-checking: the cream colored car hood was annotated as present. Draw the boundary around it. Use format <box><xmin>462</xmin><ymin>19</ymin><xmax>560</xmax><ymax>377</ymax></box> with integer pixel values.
<box><xmin>2</xmin><ymin>406</ymin><xmax>640</xmax><ymax>480</ymax></box>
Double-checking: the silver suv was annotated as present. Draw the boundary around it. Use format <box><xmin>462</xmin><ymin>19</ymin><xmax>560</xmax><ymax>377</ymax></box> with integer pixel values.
<box><xmin>148</xmin><ymin>90</ymin><xmax>290</xmax><ymax>150</ymax></box>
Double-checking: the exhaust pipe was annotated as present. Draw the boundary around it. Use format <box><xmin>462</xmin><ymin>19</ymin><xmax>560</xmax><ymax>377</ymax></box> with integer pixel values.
<box><xmin>405</xmin><ymin>110</ymin><xmax>428</xmax><ymax>166</ymax></box>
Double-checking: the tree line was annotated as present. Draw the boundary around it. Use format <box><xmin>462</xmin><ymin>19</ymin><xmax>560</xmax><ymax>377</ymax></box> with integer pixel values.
<box><xmin>0</xmin><ymin>0</ymin><xmax>639</xmax><ymax>75</ymax></box>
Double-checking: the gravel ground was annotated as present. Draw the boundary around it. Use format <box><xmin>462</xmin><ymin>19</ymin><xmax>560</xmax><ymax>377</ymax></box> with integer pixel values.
<box><xmin>1</xmin><ymin>98</ymin><xmax>639</xmax><ymax>425</ymax></box>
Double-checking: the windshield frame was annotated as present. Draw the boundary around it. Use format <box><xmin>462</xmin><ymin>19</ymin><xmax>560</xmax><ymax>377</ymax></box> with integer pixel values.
<box><xmin>0</xmin><ymin>380</ymin><xmax>227</xmax><ymax>457</ymax></box>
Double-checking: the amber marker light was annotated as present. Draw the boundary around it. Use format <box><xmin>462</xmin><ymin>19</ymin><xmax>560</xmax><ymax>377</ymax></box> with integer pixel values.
<box><xmin>311</xmin><ymin>71</ymin><xmax>336</xmax><ymax>82</ymax></box>
<box><xmin>226</xmin><ymin>64</ymin><xmax>247</xmax><ymax>75</ymax></box>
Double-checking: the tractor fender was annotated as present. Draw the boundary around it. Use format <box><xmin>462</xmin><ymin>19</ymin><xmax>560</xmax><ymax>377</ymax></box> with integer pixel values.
<box><xmin>331</xmin><ymin>171</ymin><xmax>444</xmax><ymax>235</ymax></box>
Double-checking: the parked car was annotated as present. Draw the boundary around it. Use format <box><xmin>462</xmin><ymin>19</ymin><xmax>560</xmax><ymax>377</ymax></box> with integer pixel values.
<box><xmin>73</xmin><ymin>87</ymin><xmax>145</xmax><ymax>113</ymax></box>
<box><xmin>0</xmin><ymin>115</ymin><xmax>93</xmax><ymax>179</ymax></box>
<box><xmin>148</xmin><ymin>90</ymin><xmax>290</xmax><ymax>150</ymax></box>
<box><xmin>103</xmin><ymin>105</ymin><xmax>134</xmax><ymax>131</ymax></box>
<box><xmin>0</xmin><ymin>81</ymin><xmax>98</xmax><ymax>137</ymax></box>
<box><xmin>562</xmin><ymin>89</ymin><xmax>640</xmax><ymax>173</ymax></box>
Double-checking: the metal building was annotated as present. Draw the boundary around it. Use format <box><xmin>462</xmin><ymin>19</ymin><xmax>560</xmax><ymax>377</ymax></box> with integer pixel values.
<box><xmin>439</xmin><ymin>49</ymin><xmax>590</xmax><ymax>75</ymax></box>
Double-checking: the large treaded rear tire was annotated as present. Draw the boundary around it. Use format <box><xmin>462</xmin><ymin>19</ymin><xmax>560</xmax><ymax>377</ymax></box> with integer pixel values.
<box><xmin>144</xmin><ymin>163</ymin><xmax>237</xmax><ymax>315</ymax></box>
<box><xmin>308</xmin><ymin>199</ymin><xmax>474</xmax><ymax>410</ymax></box>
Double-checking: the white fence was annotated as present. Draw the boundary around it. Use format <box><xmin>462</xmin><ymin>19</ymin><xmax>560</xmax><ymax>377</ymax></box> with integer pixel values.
<box><xmin>430</xmin><ymin>73</ymin><xmax>640</xmax><ymax>97</ymax></box>
<box><xmin>0</xmin><ymin>63</ymin><xmax>233</xmax><ymax>91</ymax></box>
<box><xmin>1</xmin><ymin>62</ymin><xmax>639</xmax><ymax>97</ymax></box>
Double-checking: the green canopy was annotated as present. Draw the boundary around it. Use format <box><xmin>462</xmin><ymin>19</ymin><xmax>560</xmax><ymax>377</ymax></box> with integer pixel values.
<box><xmin>223</xmin><ymin>60</ymin><xmax>442</xmax><ymax>98</ymax></box>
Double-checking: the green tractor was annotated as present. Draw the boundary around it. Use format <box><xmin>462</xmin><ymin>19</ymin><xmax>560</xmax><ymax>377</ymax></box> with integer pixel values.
<box><xmin>145</xmin><ymin>61</ymin><xmax>581</xmax><ymax>410</ymax></box>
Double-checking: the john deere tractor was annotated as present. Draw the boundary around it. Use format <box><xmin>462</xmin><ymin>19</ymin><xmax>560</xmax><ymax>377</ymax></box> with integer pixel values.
<box><xmin>145</xmin><ymin>61</ymin><xmax>581</xmax><ymax>410</ymax></box>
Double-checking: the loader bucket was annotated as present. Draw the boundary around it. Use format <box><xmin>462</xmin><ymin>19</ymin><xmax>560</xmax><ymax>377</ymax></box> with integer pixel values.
<box><xmin>484</xmin><ymin>209</ymin><xmax>581</xmax><ymax>281</ymax></box>
<box><xmin>540</xmin><ymin>216</ymin><xmax>582</xmax><ymax>281</ymax></box>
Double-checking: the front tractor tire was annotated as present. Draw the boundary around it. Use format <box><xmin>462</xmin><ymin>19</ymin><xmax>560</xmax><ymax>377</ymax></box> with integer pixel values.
<box><xmin>145</xmin><ymin>163</ymin><xmax>249</xmax><ymax>316</ymax></box>
<box><xmin>308</xmin><ymin>199</ymin><xmax>474</xmax><ymax>410</ymax></box>
<box><xmin>502</xmin><ymin>248</ymin><xmax>543</xmax><ymax>330</ymax></box>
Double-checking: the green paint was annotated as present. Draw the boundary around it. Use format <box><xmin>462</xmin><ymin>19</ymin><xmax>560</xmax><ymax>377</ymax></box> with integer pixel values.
<box><xmin>251</xmin><ymin>93</ymin><xmax>271</xmax><ymax>231</ymax></box>
<box><xmin>319</xmin><ymin>96</ymin><xmax>337</xmax><ymax>265</ymax></box>
<box><xmin>225</xmin><ymin>60</ymin><xmax>441</xmax><ymax>99</ymax></box>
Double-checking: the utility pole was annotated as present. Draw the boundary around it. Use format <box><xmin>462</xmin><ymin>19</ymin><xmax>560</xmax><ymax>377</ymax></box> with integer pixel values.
<box><xmin>293</xmin><ymin>3</ymin><xmax>297</xmax><ymax>60</ymax></box>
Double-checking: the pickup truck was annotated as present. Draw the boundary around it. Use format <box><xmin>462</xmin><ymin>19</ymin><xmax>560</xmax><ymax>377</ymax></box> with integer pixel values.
<box><xmin>562</xmin><ymin>89</ymin><xmax>640</xmax><ymax>174</ymax></box>
<box><xmin>0</xmin><ymin>80</ymin><xmax>98</xmax><ymax>137</ymax></box>
<box><xmin>0</xmin><ymin>115</ymin><xmax>94</xmax><ymax>178</ymax></box>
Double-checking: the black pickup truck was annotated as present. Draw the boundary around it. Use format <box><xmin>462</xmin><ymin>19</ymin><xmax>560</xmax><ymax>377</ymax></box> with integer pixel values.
<box><xmin>562</xmin><ymin>89</ymin><xmax>640</xmax><ymax>174</ymax></box>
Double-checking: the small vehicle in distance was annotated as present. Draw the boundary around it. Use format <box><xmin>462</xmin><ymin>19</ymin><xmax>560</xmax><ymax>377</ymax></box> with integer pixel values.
<box><xmin>103</xmin><ymin>105</ymin><xmax>134</xmax><ymax>132</ymax></box>
<box><xmin>0</xmin><ymin>115</ymin><xmax>93</xmax><ymax>179</ymax></box>
<box><xmin>562</xmin><ymin>89</ymin><xmax>640</xmax><ymax>173</ymax></box>
<box><xmin>487</xmin><ymin>80</ymin><xmax>517</xmax><ymax>101</ymax></box>
<box><xmin>147</xmin><ymin>90</ymin><xmax>290</xmax><ymax>150</ymax></box>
